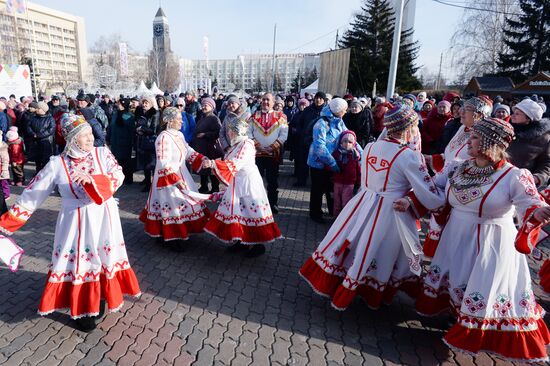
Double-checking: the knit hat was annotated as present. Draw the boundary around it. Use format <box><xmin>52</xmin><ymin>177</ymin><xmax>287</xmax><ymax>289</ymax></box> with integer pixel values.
<box><xmin>384</xmin><ymin>103</ymin><xmax>419</xmax><ymax>134</ymax></box>
<box><xmin>328</xmin><ymin>98</ymin><xmax>348</xmax><ymax>114</ymax></box>
<box><xmin>298</xmin><ymin>98</ymin><xmax>310</xmax><ymax>107</ymax></box>
<box><xmin>349</xmin><ymin>100</ymin><xmax>363</xmax><ymax>111</ymax></box>
<box><xmin>340</xmin><ymin>130</ymin><xmax>356</xmax><ymax>143</ymax></box>
<box><xmin>60</xmin><ymin>113</ymin><xmax>89</xmax><ymax>141</ymax></box>
<box><xmin>403</xmin><ymin>94</ymin><xmax>417</xmax><ymax>104</ymax></box>
<box><xmin>438</xmin><ymin>100</ymin><xmax>451</xmax><ymax>109</ymax></box>
<box><xmin>29</xmin><ymin>101</ymin><xmax>39</xmax><ymax>109</ymax></box>
<box><xmin>513</xmin><ymin>99</ymin><xmax>544</xmax><ymax>122</ymax></box>
<box><xmin>141</xmin><ymin>95</ymin><xmax>158</xmax><ymax>110</ymax></box>
<box><xmin>37</xmin><ymin>101</ymin><xmax>49</xmax><ymax>113</ymax></box>
<box><xmin>201</xmin><ymin>97</ymin><xmax>216</xmax><ymax>111</ymax></box>
<box><xmin>227</xmin><ymin>95</ymin><xmax>240</xmax><ymax>105</ymax></box>
<box><xmin>473</xmin><ymin>117</ymin><xmax>515</xmax><ymax>152</ymax></box>
<box><xmin>274</xmin><ymin>96</ymin><xmax>284</xmax><ymax>106</ymax></box>
<box><xmin>314</xmin><ymin>91</ymin><xmax>327</xmax><ymax>101</ymax></box>
<box><xmin>464</xmin><ymin>95</ymin><xmax>492</xmax><ymax>117</ymax></box>
<box><xmin>375</xmin><ymin>96</ymin><xmax>385</xmax><ymax>104</ymax></box>
<box><xmin>175</xmin><ymin>97</ymin><xmax>186</xmax><ymax>108</ymax></box>
<box><xmin>493</xmin><ymin>104</ymin><xmax>510</xmax><ymax>116</ymax></box>
<box><xmin>417</xmin><ymin>91</ymin><xmax>427</xmax><ymax>101</ymax></box>
<box><xmin>6</xmin><ymin>126</ymin><xmax>18</xmax><ymax>142</ymax></box>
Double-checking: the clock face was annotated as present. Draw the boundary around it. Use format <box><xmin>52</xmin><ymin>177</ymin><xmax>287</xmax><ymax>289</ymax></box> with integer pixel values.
<box><xmin>154</xmin><ymin>24</ymin><xmax>164</xmax><ymax>37</ymax></box>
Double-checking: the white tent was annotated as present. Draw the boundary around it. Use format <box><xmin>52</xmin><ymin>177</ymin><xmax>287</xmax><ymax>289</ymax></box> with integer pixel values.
<box><xmin>300</xmin><ymin>79</ymin><xmax>318</xmax><ymax>97</ymax></box>
<box><xmin>136</xmin><ymin>81</ymin><xmax>150</xmax><ymax>96</ymax></box>
<box><xmin>150</xmin><ymin>82</ymin><xmax>163</xmax><ymax>95</ymax></box>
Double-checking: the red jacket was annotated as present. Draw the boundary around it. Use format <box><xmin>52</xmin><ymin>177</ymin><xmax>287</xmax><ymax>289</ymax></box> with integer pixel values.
<box><xmin>421</xmin><ymin>109</ymin><xmax>452</xmax><ymax>153</ymax></box>
<box><xmin>8</xmin><ymin>138</ymin><xmax>25</xmax><ymax>164</ymax></box>
<box><xmin>332</xmin><ymin>149</ymin><xmax>361</xmax><ymax>185</ymax></box>
<box><xmin>372</xmin><ymin>102</ymin><xmax>393</xmax><ymax>134</ymax></box>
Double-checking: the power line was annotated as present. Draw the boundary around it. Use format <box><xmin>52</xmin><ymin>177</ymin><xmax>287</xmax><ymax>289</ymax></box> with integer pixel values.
<box><xmin>282</xmin><ymin>26</ymin><xmax>347</xmax><ymax>54</ymax></box>
<box><xmin>432</xmin><ymin>0</ymin><xmax>522</xmax><ymax>16</ymax></box>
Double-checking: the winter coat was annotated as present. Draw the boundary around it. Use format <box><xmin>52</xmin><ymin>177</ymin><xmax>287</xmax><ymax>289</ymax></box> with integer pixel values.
<box><xmin>440</xmin><ymin>117</ymin><xmax>462</xmax><ymax>150</ymax></box>
<box><xmin>89</xmin><ymin>104</ymin><xmax>108</xmax><ymax>129</ymax></box>
<box><xmin>26</xmin><ymin>114</ymin><xmax>55</xmax><ymax>162</ymax></box>
<box><xmin>180</xmin><ymin>112</ymin><xmax>196</xmax><ymax>143</ymax></box>
<box><xmin>79</xmin><ymin>108</ymin><xmax>105</xmax><ymax>147</ymax></box>
<box><xmin>0</xmin><ymin>143</ymin><xmax>9</xmax><ymax>180</ymax></box>
<box><xmin>507</xmin><ymin>118</ymin><xmax>550</xmax><ymax>187</ymax></box>
<box><xmin>107</xmin><ymin>110</ymin><xmax>135</xmax><ymax>161</ymax></box>
<box><xmin>136</xmin><ymin>108</ymin><xmax>159</xmax><ymax>171</ymax></box>
<box><xmin>0</xmin><ymin>113</ymin><xmax>8</xmax><ymax>141</ymax></box>
<box><xmin>299</xmin><ymin>103</ymin><xmax>325</xmax><ymax>147</ymax></box>
<box><xmin>100</xmin><ymin>101</ymin><xmax>115</xmax><ymax>123</ymax></box>
<box><xmin>343</xmin><ymin>109</ymin><xmax>373</xmax><ymax>147</ymax></box>
<box><xmin>332</xmin><ymin>148</ymin><xmax>361</xmax><ymax>186</ymax></box>
<box><xmin>420</xmin><ymin>109</ymin><xmax>452</xmax><ymax>154</ymax></box>
<box><xmin>191</xmin><ymin>111</ymin><xmax>222</xmax><ymax>159</ymax></box>
<box><xmin>372</xmin><ymin>102</ymin><xmax>393</xmax><ymax>136</ymax></box>
<box><xmin>185</xmin><ymin>100</ymin><xmax>201</xmax><ymax>119</ymax></box>
<box><xmin>7</xmin><ymin>138</ymin><xmax>24</xmax><ymax>165</ymax></box>
<box><xmin>283</xmin><ymin>106</ymin><xmax>298</xmax><ymax>123</ymax></box>
<box><xmin>307</xmin><ymin>106</ymin><xmax>348</xmax><ymax>171</ymax></box>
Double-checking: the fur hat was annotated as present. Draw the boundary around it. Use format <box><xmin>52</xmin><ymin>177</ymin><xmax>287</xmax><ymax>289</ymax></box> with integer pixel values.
<box><xmin>493</xmin><ymin>104</ymin><xmax>510</xmax><ymax>116</ymax></box>
<box><xmin>201</xmin><ymin>97</ymin><xmax>216</xmax><ymax>111</ymax></box>
<box><xmin>37</xmin><ymin>101</ymin><xmax>49</xmax><ymax>113</ymax></box>
<box><xmin>513</xmin><ymin>99</ymin><xmax>544</xmax><ymax>122</ymax></box>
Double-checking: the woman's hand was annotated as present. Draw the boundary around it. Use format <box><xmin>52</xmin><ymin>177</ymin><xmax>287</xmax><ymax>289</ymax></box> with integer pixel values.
<box><xmin>72</xmin><ymin>171</ymin><xmax>92</xmax><ymax>185</ymax></box>
<box><xmin>533</xmin><ymin>206</ymin><xmax>550</xmax><ymax>223</ymax></box>
<box><xmin>393</xmin><ymin>198</ymin><xmax>411</xmax><ymax>212</ymax></box>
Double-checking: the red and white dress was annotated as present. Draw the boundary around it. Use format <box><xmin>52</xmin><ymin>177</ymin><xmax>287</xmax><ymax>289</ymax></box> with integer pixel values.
<box><xmin>415</xmin><ymin>159</ymin><xmax>550</xmax><ymax>363</ymax></box>
<box><xmin>423</xmin><ymin>125</ymin><xmax>472</xmax><ymax>257</ymax></box>
<box><xmin>140</xmin><ymin>129</ymin><xmax>210</xmax><ymax>241</ymax></box>
<box><xmin>299</xmin><ymin>138</ymin><xmax>445</xmax><ymax>311</ymax></box>
<box><xmin>0</xmin><ymin>147</ymin><xmax>141</xmax><ymax>318</ymax></box>
<box><xmin>205</xmin><ymin>136</ymin><xmax>281</xmax><ymax>244</ymax></box>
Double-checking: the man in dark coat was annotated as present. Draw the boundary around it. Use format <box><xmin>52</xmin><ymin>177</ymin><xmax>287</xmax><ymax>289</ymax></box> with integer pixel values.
<box><xmin>27</xmin><ymin>102</ymin><xmax>55</xmax><ymax>174</ymax></box>
<box><xmin>293</xmin><ymin>91</ymin><xmax>326</xmax><ymax>186</ymax></box>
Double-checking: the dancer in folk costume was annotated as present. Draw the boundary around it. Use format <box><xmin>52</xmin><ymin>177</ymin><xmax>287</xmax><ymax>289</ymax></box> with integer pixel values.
<box><xmin>203</xmin><ymin>117</ymin><xmax>281</xmax><ymax>258</ymax></box>
<box><xmin>414</xmin><ymin>117</ymin><xmax>550</xmax><ymax>363</ymax></box>
<box><xmin>422</xmin><ymin>96</ymin><xmax>493</xmax><ymax>257</ymax></box>
<box><xmin>139</xmin><ymin>107</ymin><xmax>210</xmax><ymax>249</ymax></box>
<box><xmin>299</xmin><ymin>104</ymin><xmax>445</xmax><ymax>311</ymax></box>
<box><xmin>0</xmin><ymin>113</ymin><xmax>141</xmax><ymax>331</ymax></box>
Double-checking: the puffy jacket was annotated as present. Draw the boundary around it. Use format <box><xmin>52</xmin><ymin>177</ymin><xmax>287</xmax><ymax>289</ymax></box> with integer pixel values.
<box><xmin>307</xmin><ymin>106</ymin><xmax>348</xmax><ymax>171</ymax></box>
<box><xmin>27</xmin><ymin>114</ymin><xmax>55</xmax><ymax>141</ymax></box>
<box><xmin>7</xmin><ymin>138</ymin><xmax>25</xmax><ymax>164</ymax></box>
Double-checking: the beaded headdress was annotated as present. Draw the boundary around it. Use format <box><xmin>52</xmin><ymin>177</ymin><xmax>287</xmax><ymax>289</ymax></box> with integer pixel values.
<box><xmin>473</xmin><ymin>117</ymin><xmax>515</xmax><ymax>151</ymax></box>
<box><xmin>383</xmin><ymin>103</ymin><xmax>418</xmax><ymax>134</ymax></box>
<box><xmin>464</xmin><ymin>95</ymin><xmax>493</xmax><ymax>118</ymax></box>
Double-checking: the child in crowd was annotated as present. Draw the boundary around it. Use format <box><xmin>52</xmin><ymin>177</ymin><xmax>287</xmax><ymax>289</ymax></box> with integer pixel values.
<box><xmin>331</xmin><ymin>130</ymin><xmax>361</xmax><ymax>216</ymax></box>
<box><xmin>6</xmin><ymin>127</ymin><xmax>24</xmax><ymax>186</ymax></box>
<box><xmin>0</xmin><ymin>132</ymin><xmax>10</xmax><ymax>199</ymax></box>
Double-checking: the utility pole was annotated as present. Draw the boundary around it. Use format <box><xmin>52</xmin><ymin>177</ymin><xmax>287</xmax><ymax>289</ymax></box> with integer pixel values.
<box><xmin>436</xmin><ymin>52</ymin><xmax>443</xmax><ymax>90</ymax></box>
<box><xmin>270</xmin><ymin>24</ymin><xmax>277</xmax><ymax>92</ymax></box>
<box><xmin>334</xmin><ymin>30</ymin><xmax>339</xmax><ymax>50</ymax></box>
<box><xmin>386</xmin><ymin>0</ymin><xmax>404</xmax><ymax>100</ymax></box>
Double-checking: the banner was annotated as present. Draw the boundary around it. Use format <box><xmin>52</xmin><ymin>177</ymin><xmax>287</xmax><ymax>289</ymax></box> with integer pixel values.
<box><xmin>318</xmin><ymin>48</ymin><xmax>351</xmax><ymax>97</ymax></box>
<box><xmin>119</xmin><ymin>42</ymin><xmax>128</xmax><ymax>77</ymax></box>
<box><xmin>0</xmin><ymin>64</ymin><xmax>32</xmax><ymax>99</ymax></box>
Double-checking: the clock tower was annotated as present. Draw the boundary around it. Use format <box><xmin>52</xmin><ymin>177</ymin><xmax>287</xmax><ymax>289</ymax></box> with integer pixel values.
<box><xmin>153</xmin><ymin>7</ymin><xmax>171</xmax><ymax>54</ymax></box>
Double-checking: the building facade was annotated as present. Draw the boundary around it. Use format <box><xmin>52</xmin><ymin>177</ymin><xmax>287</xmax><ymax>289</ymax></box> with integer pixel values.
<box><xmin>0</xmin><ymin>0</ymin><xmax>87</xmax><ymax>91</ymax></box>
<box><xmin>179</xmin><ymin>53</ymin><xmax>320</xmax><ymax>93</ymax></box>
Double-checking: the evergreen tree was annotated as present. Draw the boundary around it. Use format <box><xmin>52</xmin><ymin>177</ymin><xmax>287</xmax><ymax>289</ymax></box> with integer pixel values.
<box><xmin>497</xmin><ymin>0</ymin><xmax>550</xmax><ymax>82</ymax></box>
<box><xmin>339</xmin><ymin>0</ymin><xmax>421</xmax><ymax>95</ymax></box>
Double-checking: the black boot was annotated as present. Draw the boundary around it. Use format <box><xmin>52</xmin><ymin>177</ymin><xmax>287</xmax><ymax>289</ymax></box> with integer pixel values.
<box><xmin>227</xmin><ymin>241</ymin><xmax>247</xmax><ymax>253</ymax></box>
<box><xmin>75</xmin><ymin>316</ymin><xmax>96</xmax><ymax>332</ymax></box>
<box><xmin>245</xmin><ymin>244</ymin><xmax>266</xmax><ymax>258</ymax></box>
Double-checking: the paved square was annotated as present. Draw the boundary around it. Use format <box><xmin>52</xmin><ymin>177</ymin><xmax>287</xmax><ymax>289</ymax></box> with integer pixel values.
<box><xmin>0</xmin><ymin>162</ymin><xmax>548</xmax><ymax>365</ymax></box>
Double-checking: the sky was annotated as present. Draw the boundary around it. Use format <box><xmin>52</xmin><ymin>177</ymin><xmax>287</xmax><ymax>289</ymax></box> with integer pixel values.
<box><xmin>32</xmin><ymin>0</ymin><xmax>463</xmax><ymax>79</ymax></box>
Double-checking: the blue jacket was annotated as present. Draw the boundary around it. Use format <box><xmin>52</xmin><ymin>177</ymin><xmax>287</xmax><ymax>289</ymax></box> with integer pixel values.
<box><xmin>180</xmin><ymin>112</ymin><xmax>196</xmax><ymax>143</ymax></box>
<box><xmin>0</xmin><ymin>112</ymin><xmax>8</xmax><ymax>141</ymax></box>
<box><xmin>307</xmin><ymin>106</ymin><xmax>348</xmax><ymax>171</ymax></box>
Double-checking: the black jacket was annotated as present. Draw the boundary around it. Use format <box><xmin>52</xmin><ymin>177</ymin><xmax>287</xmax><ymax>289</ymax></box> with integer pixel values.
<box><xmin>299</xmin><ymin>103</ymin><xmax>325</xmax><ymax>147</ymax></box>
<box><xmin>507</xmin><ymin>118</ymin><xmax>550</xmax><ymax>187</ymax></box>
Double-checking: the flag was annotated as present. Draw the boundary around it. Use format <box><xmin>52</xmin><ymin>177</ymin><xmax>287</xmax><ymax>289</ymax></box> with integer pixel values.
<box><xmin>119</xmin><ymin>42</ymin><xmax>128</xmax><ymax>77</ymax></box>
<box><xmin>4</xmin><ymin>0</ymin><xmax>14</xmax><ymax>13</ymax></box>
<box><xmin>15</xmin><ymin>0</ymin><xmax>26</xmax><ymax>14</ymax></box>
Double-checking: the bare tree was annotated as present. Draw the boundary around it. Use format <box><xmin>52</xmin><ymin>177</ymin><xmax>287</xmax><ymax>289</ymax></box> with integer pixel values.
<box><xmin>448</xmin><ymin>0</ymin><xmax>519</xmax><ymax>84</ymax></box>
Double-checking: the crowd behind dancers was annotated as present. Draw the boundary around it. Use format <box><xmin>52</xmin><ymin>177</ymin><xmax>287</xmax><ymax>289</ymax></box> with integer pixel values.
<box><xmin>2</xmin><ymin>87</ymin><xmax>550</xmax><ymax>361</ymax></box>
